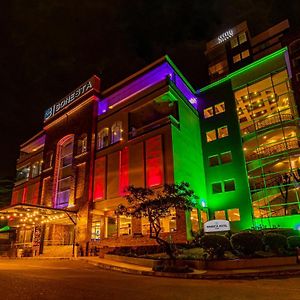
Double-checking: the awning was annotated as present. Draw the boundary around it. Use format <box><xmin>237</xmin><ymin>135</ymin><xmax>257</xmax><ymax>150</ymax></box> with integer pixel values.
<box><xmin>0</xmin><ymin>203</ymin><xmax>78</xmax><ymax>227</ymax></box>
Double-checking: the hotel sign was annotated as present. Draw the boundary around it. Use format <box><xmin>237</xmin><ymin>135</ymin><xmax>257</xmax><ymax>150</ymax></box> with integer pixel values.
<box><xmin>44</xmin><ymin>75</ymin><xmax>100</xmax><ymax>122</ymax></box>
<box><xmin>217</xmin><ymin>29</ymin><xmax>234</xmax><ymax>44</ymax></box>
<box><xmin>204</xmin><ymin>220</ymin><xmax>230</xmax><ymax>233</ymax></box>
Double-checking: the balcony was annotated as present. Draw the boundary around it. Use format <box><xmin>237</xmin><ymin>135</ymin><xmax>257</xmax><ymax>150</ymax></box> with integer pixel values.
<box><xmin>246</xmin><ymin>139</ymin><xmax>300</xmax><ymax>161</ymax></box>
<box><xmin>242</xmin><ymin>113</ymin><xmax>294</xmax><ymax>135</ymax></box>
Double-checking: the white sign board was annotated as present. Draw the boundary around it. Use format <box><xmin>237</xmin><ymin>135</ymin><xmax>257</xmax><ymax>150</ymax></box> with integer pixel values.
<box><xmin>204</xmin><ymin>220</ymin><xmax>230</xmax><ymax>233</ymax></box>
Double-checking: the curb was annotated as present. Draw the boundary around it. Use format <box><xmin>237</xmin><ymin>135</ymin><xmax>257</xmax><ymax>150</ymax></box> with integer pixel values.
<box><xmin>85</xmin><ymin>259</ymin><xmax>300</xmax><ymax>280</ymax></box>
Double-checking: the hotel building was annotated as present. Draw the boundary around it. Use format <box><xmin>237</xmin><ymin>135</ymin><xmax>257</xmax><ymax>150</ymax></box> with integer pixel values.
<box><xmin>1</xmin><ymin>19</ymin><xmax>300</xmax><ymax>256</ymax></box>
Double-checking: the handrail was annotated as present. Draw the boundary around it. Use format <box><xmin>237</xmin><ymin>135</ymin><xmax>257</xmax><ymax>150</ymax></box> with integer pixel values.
<box><xmin>246</xmin><ymin>139</ymin><xmax>299</xmax><ymax>161</ymax></box>
<box><xmin>242</xmin><ymin>113</ymin><xmax>294</xmax><ymax>135</ymax></box>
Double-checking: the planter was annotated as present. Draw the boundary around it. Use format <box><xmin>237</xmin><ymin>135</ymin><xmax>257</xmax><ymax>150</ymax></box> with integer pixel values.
<box><xmin>104</xmin><ymin>254</ymin><xmax>159</xmax><ymax>268</ymax></box>
<box><xmin>206</xmin><ymin>256</ymin><xmax>297</xmax><ymax>270</ymax></box>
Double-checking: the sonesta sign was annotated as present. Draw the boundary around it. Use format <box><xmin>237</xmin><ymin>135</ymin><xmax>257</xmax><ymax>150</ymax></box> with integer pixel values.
<box><xmin>204</xmin><ymin>220</ymin><xmax>230</xmax><ymax>233</ymax></box>
<box><xmin>44</xmin><ymin>75</ymin><xmax>100</xmax><ymax>122</ymax></box>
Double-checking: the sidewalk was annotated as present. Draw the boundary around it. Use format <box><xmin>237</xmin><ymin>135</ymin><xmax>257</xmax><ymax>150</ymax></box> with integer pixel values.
<box><xmin>81</xmin><ymin>257</ymin><xmax>300</xmax><ymax>280</ymax></box>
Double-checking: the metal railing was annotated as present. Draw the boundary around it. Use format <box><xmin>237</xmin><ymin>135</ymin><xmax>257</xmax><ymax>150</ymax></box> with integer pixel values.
<box><xmin>246</xmin><ymin>139</ymin><xmax>300</xmax><ymax>161</ymax></box>
<box><xmin>242</xmin><ymin>113</ymin><xmax>294</xmax><ymax>135</ymax></box>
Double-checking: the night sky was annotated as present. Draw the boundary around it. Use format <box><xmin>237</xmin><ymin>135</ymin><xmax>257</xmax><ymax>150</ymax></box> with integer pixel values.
<box><xmin>1</xmin><ymin>0</ymin><xmax>300</xmax><ymax>180</ymax></box>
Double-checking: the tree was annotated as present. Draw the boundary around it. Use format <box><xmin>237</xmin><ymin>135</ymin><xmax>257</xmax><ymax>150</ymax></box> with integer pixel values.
<box><xmin>116</xmin><ymin>182</ymin><xmax>198</xmax><ymax>262</ymax></box>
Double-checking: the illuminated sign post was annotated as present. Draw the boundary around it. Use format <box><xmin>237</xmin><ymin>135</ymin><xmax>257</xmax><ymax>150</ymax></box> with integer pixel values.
<box><xmin>204</xmin><ymin>220</ymin><xmax>230</xmax><ymax>233</ymax></box>
<box><xmin>44</xmin><ymin>75</ymin><xmax>100</xmax><ymax>122</ymax></box>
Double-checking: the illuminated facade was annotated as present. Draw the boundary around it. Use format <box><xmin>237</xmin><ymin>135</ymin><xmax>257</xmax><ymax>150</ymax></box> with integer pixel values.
<box><xmin>5</xmin><ymin>20</ymin><xmax>300</xmax><ymax>256</ymax></box>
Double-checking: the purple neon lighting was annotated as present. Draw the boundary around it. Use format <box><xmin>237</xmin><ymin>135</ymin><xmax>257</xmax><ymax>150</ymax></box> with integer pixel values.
<box><xmin>98</xmin><ymin>62</ymin><xmax>197</xmax><ymax>115</ymax></box>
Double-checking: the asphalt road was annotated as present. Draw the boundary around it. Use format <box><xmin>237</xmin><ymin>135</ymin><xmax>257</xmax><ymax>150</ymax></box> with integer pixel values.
<box><xmin>0</xmin><ymin>259</ymin><xmax>300</xmax><ymax>300</ymax></box>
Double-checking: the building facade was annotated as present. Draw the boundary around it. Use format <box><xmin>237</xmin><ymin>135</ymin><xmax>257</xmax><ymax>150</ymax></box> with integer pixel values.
<box><xmin>3</xmin><ymin>19</ymin><xmax>300</xmax><ymax>256</ymax></box>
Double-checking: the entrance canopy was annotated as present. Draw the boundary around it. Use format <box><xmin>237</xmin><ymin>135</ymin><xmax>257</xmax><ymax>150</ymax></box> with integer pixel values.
<box><xmin>0</xmin><ymin>203</ymin><xmax>78</xmax><ymax>227</ymax></box>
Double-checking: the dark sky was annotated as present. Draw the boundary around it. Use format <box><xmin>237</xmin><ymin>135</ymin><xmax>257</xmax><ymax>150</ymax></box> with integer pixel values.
<box><xmin>1</xmin><ymin>0</ymin><xmax>300</xmax><ymax>179</ymax></box>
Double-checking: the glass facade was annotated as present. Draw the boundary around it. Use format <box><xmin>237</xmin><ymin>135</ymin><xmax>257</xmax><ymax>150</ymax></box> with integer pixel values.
<box><xmin>234</xmin><ymin>69</ymin><xmax>300</xmax><ymax>218</ymax></box>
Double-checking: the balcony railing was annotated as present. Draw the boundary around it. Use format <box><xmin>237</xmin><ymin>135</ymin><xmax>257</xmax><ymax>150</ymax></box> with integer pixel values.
<box><xmin>249</xmin><ymin>174</ymin><xmax>283</xmax><ymax>190</ymax></box>
<box><xmin>246</xmin><ymin>139</ymin><xmax>300</xmax><ymax>161</ymax></box>
<box><xmin>242</xmin><ymin>113</ymin><xmax>294</xmax><ymax>135</ymax></box>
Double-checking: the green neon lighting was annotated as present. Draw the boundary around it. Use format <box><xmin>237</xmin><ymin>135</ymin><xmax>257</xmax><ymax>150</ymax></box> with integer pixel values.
<box><xmin>200</xmin><ymin>47</ymin><xmax>288</xmax><ymax>92</ymax></box>
<box><xmin>165</xmin><ymin>55</ymin><xmax>196</xmax><ymax>93</ymax></box>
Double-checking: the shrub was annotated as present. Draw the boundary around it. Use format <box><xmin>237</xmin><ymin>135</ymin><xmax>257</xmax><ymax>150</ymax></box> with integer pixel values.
<box><xmin>230</xmin><ymin>231</ymin><xmax>263</xmax><ymax>256</ymax></box>
<box><xmin>287</xmin><ymin>236</ymin><xmax>300</xmax><ymax>250</ymax></box>
<box><xmin>263</xmin><ymin>233</ymin><xmax>287</xmax><ymax>254</ymax></box>
<box><xmin>262</xmin><ymin>228</ymin><xmax>299</xmax><ymax>237</ymax></box>
<box><xmin>199</xmin><ymin>234</ymin><xmax>231</xmax><ymax>260</ymax></box>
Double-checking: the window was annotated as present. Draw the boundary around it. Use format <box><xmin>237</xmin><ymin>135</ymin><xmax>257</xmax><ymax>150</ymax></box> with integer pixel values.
<box><xmin>241</xmin><ymin>50</ymin><xmax>250</xmax><ymax>59</ymax></box>
<box><xmin>233</xmin><ymin>54</ymin><xmax>241</xmax><ymax>64</ymax></box>
<box><xmin>77</xmin><ymin>134</ymin><xmax>87</xmax><ymax>154</ymax></box>
<box><xmin>228</xmin><ymin>208</ymin><xmax>240</xmax><ymax>221</ymax></box>
<box><xmin>206</xmin><ymin>130</ymin><xmax>217</xmax><ymax>142</ymax></box>
<box><xmin>98</xmin><ymin>128</ymin><xmax>109</xmax><ymax>149</ymax></box>
<box><xmin>44</xmin><ymin>151</ymin><xmax>53</xmax><ymax>169</ymax></box>
<box><xmin>142</xmin><ymin>217</ymin><xmax>150</xmax><ymax>235</ymax></box>
<box><xmin>224</xmin><ymin>179</ymin><xmax>235</xmax><ymax>192</ymax></box>
<box><xmin>91</xmin><ymin>216</ymin><xmax>101</xmax><ymax>240</ymax></box>
<box><xmin>238</xmin><ymin>32</ymin><xmax>247</xmax><ymax>44</ymax></box>
<box><xmin>111</xmin><ymin>121</ymin><xmax>123</xmax><ymax>144</ymax></box>
<box><xmin>204</xmin><ymin>107</ymin><xmax>214</xmax><ymax>119</ymax></box>
<box><xmin>161</xmin><ymin>209</ymin><xmax>177</xmax><ymax>233</ymax></box>
<box><xmin>215</xmin><ymin>210</ymin><xmax>226</xmax><ymax>219</ymax></box>
<box><xmin>212</xmin><ymin>182</ymin><xmax>222</xmax><ymax>194</ymax></box>
<box><xmin>107</xmin><ymin>215</ymin><xmax>117</xmax><ymax>238</ymax></box>
<box><xmin>230</xmin><ymin>37</ymin><xmax>238</xmax><ymax>48</ymax></box>
<box><xmin>200</xmin><ymin>210</ymin><xmax>208</xmax><ymax>223</ymax></box>
<box><xmin>31</xmin><ymin>161</ymin><xmax>42</xmax><ymax>178</ymax></box>
<box><xmin>220</xmin><ymin>151</ymin><xmax>232</xmax><ymax>164</ymax></box>
<box><xmin>209</xmin><ymin>155</ymin><xmax>219</xmax><ymax>167</ymax></box>
<box><xmin>16</xmin><ymin>166</ymin><xmax>30</xmax><ymax>181</ymax></box>
<box><xmin>93</xmin><ymin>156</ymin><xmax>106</xmax><ymax>200</ymax></box>
<box><xmin>215</xmin><ymin>102</ymin><xmax>225</xmax><ymax>114</ymax></box>
<box><xmin>119</xmin><ymin>216</ymin><xmax>132</xmax><ymax>236</ymax></box>
<box><xmin>191</xmin><ymin>209</ymin><xmax>199</xmax><ymax>232</ymax></box>
<box><xmin>218</xmin><ymin>126</ymin><xmax>228</xmax><ymax>138</ymax></box>
<box><xmin>146</xmin><ymin>136</ymin><xmax>164</xmax><ymax>187</ymax></box>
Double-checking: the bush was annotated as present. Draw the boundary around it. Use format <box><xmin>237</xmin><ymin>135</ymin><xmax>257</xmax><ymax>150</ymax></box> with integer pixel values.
<box><xmin>199</xmin><ymin>234</ymin><xmax>231</xmax><ymax>260</ymax></box>
<box><xmin>263</xmin><ymin>233</ymin><xmax>287</xmax><ymax>254</ymax></box>
<box><xmin>287</xmin><ymin>236</ymin><xmax>300</xmax><ymax>250</ymax></box>
<box><xmin>230</xmin><ymin>231</ymin><xmax>263</xmax><ymax>256</ymax></box>
<box><xmin>262</xmin><ymin>228</ymin><xmax>299</xmax><ymax>237</ymax></box>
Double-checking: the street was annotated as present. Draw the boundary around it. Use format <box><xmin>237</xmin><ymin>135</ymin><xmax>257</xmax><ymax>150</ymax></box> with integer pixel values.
<box><xmin>0</xmin><ymin>259</ymin><xmax>299</xmax><ymax>300</ymax></box>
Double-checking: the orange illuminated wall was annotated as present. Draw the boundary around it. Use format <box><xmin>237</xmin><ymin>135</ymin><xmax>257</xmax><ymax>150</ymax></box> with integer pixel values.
<box><xmin>93</xmin><ymin>156</ymin><xmax>106</xmax><ymax>200</ymax></box>
<box><xmin>145</xmin><ymin>135</ymin><xmax>164</xmax><ymax>187</ymax></box>
<box><xmin>119</xmin><ymin>147</ymin><xmax>129</xmax><ymax>195</ymax></box>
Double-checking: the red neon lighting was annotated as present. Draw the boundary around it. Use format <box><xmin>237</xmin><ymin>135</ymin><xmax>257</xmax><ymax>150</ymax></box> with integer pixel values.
<box><xmin>119</xmin><ymin>147</ymin><xmax>129</xmax><ymax>195</ymax></box>
<box><xmin>32</xmin><ymin>182</ymin><xmax>39</xmax><ymax>205</ymax></box>
<box><xmin>93</xmin><ymin>156</ymin><xmax>106</xmax><ymax>200</ymax></box>
<box><xmin>146</xmin><ymin>136</ymin><xmax>164</xmax><ymax>187</ymax></box>
<box><xmin>22</xmin><ymin>186</ymin><xmax>28</xmax><ymax>204</ymax></box>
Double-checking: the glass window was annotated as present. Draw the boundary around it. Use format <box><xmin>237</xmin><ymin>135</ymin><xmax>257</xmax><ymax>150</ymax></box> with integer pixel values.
<box><xmin>215</xmin><ymin>102</ymin><xmax>225</xmax><ymax>114</ymax></box>
<box><xmin>31</xmin><ymin>161</ymin><xmax>41</xmax><ymax>178</ymax></box>
<box><xmin>218</xmin><ymin>126</ymin><xmax>228</xmax><ymax>138</ymax></box>
<box><xmin>16</xmin><ymin>166</ymin><xmax>30</xmax><ymax>181</ymax></box>
<box><xmin>142</xmin><ymin>217</ymin><xmax>150</xmax><ymax>235</ymax></box>
<box><xmin>220</xmin><ymin>151</ymin><xmax>232</xmax><ymax>164</ymax></box>
<box><xmin>209</xmin><ymin>155</ymin><xmax>219</xmax><ymax>167</ymax></box>
<box><xmin>228</xmin><ymin>208</ymin><xmax>240</xmax><ymax>221</ymax></box>
<box><xmin>191</xmin><ymin>208</ymin><xmax>199</xmax><ymax>232</ymax></box>
<box><xmin>77</xmin><ymin>135</ymin><xmax>87</xmax><ymax>154</ymax></box>
<box><xmin>98</xmin><ymin>128</ymin><xmax>109</xmax><ymax>149</ymax></box>
<box><xmin>233</xmin><ymin>54</ymin><xmax>241</xmax><ymax>64</ymax></box>
<box><xmin>91</xmin><ymin>216</ymin><xmax>101</xmax><ymax>240</ymax></box>
<box><xmin>230</xmin><ymin>36</ymin><xmax>238</xmax><ymax>48</ymax></box>
<box><xmin>200</xmin><ymin>210</ymin><xmax>208</xmax><ymax>223</ymax></box>
<box><xmin>204</xmin><ymin>107</ymin><xmax>214</xmax><ymax>118</ymax></box>
<box><xmin>161</xmin><ymin>208</ymin><xmax>176</xmax><ymax>233</ymax></box>
<box><xmin>238</xmin><ymin>32</ymin><xmax>247</xmax><ymax>44</ymax></box>
<box><xmin>111</xmin><ymin>121</ymin><xmax>123</xmax><ymax>144</ymax></box>
<box><xmin>241</xmin><ymin>49</ymin><xmax>250</xmax><ymax>59</ymax></box>
<box><xmin>215</xmin><ymin>210</ymin><xmax>226</xmax><ymax>219</ymax></box>
<box><xmin>119</xmin><ymin>216</ymin><xmax>132</xmax><ymax>236</ymax></box>
<box><xmin>224</xmin><ymin>179</ymin><xmax>235</xmax><ymax>192</ymax></box>
<box><xmin>44</xmin><ymin>152</ymin><xmax>53</xmax><ymax>169</ymax></box>
<box><xmin>107</xmin><ymin>215</ymin><xmax>117</xmax><ymax>238</ymax></box>
<box><xmin>212</xmin><ymin>182</ymin><xmax>222</xmax><ymax>194</ymax></box>
<box><xmin>206</xmin><ymin>130</ymin><xmax>217</xmax><ymax>142</ymax></box>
